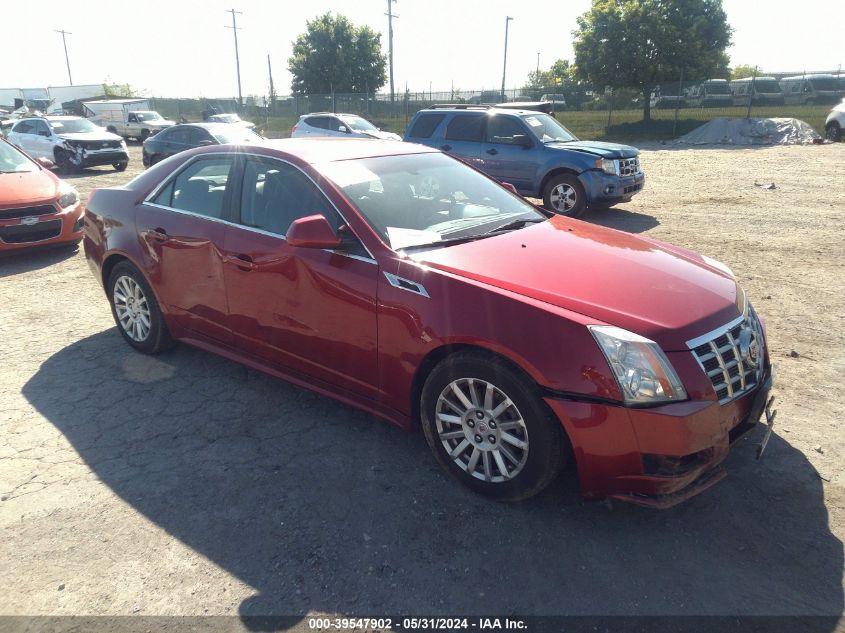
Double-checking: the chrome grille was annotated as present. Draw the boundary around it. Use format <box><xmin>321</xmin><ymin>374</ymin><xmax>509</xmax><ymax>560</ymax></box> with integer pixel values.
<box><xmin>0</xmin><ymin>204</ymin><xmax>57</xmax><ymax>220</ymax></box>
<box><xmin>618</xmin><ymin>157</ymin><xmax>640</xmax><ymax>176</ymax></box>
<box><xmin>687</xmin><ymin>309</ymin><xmax>763</xmax><ymax>405</ymax></box>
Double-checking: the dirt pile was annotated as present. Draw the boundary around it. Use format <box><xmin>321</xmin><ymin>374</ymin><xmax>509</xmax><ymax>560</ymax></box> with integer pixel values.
<box><xmin>676</xmin><ymin>117</ymin><xmax>821</xmax><ymax>146</ymax></box>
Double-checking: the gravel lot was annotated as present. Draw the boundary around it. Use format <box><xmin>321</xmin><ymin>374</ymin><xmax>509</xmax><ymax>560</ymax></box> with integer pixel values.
<box><xmin>1</xmin><ymin>142</ymin><xmax>843</xmax><ymax>627</ymax></box>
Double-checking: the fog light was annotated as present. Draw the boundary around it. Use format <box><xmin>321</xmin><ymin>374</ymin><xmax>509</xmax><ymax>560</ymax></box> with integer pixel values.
<box><xmin>604</xmin><ymin>185</ymin><xmax>615</xmax><ymax>195</ymax></box>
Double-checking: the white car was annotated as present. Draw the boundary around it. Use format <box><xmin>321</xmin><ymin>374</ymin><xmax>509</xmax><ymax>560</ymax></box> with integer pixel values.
<box><xmin>291</xmin><ymin>112</ymin><xmax>401</xmax><ymax>140</ymax></box>
<box><xmin>825</xmin><ymin>99</ymin><xmax>845</xmax><ymax>141</ymax></box>
<box><xmin>7</xmin><ymin>116</ymin><xmax>128</xmax><ymax>173</ymax></box>
<box><xmin>206</xmin><ymin>113</ymin><xmax>256</xmax><ymax>130</ymax></box>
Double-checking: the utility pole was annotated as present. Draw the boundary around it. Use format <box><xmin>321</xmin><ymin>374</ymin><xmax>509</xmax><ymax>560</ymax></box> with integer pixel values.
<box><xmin>267</xmin><ymin>54</ymin><xmax>276</xmax><ymax>109</ymax></box>
<box><xmin>55</xmin><ymin>30</ymin><xmax>73</xmax><ymax>85</ymax></box>
<box><xmin>225</xmin><ymin>9</ymin><xmax>243</xmax><ymax>109</ymax></box>
<box><xmin>385</xmin><ymin>0</ymin><xmax>398</xmax><ymax>103</ymax></box>
<box><xmin>536</xmin><ymin>52</ymin><xmax>540</xmax><ymax>76</ymax></box>
<box><xmin>501</xmin><ymin>16</ymin><xmax>513</xmax><ymax>101</ymax></box>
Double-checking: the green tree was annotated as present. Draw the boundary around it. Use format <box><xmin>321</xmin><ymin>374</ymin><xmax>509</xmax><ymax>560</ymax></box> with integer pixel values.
<box><xmin>288</xmin><ymin>12</ymin><xmax>387</xmax><ymax>95</ymax></box>
<box><xmin>573</xmin><ymin>0</ymin><xmax>732</xmax><ymax>120</ymax></box>
<box><xmin>731</xmin><ymin>64</ymin><xmax>760</xmax><ymax>80</ymax></box>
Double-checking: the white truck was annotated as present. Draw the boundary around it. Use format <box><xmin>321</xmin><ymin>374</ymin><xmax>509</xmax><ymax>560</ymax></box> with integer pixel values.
<box><xmin>83</xmin><ymin>99</ymin><xmax>174</xmax><ymax>141</ymax></box>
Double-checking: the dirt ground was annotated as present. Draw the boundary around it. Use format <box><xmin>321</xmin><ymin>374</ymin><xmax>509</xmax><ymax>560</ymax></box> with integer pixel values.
<box><xmin>1</xmin><ymin>142</ymin><xmax>843</xmax><ymax>627</ymax></box>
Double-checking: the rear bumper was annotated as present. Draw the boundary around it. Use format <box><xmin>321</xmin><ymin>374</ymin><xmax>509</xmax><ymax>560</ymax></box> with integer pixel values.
<box><xmin>0</xmin><ymin>203</ymin><xmax>84</xmax><ymax>252</ymax></box>
<box><xmin>545</xmin><ymin>366</ymin><xmax>775</xmax><ymax>508</ymax></box>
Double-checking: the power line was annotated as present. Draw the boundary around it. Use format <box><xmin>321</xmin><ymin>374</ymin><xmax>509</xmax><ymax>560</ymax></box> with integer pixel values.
<box><xmin>225</xmin><ymin>9</ymin><xmax>243</xmax><ymax>108</ymax></box>
<box><xmin>385</xmin><ymin>0</ymin><xmax>399</xmax><ymax>103</ymax></box>
<box><xmin>55</xmin><ymin>29</ymin><xmax>73</xmax><ymax>86</ymax></box>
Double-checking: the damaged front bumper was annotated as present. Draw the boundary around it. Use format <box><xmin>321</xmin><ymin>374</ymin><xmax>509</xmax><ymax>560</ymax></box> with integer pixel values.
<box><xmin>62</xmin><ymin>142</ymin><xmax>128</xmax><ymax>168</ymax></box>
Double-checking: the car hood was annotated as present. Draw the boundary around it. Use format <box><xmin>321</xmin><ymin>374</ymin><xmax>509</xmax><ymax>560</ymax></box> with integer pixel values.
<box><xmin>359</xmin><ymin>129</ymin><xmax>402</xmax><ymax>141</ymax></box>
<box><xmin>546</xmin><ymin>140</ymin><xmax>639</xmax><ymax>159</ymax></box>
<box><xmin>0</xmin><ymin>170</ymin><xmax>60</xmax><ymax>206</ymax></box>
<box><xmin>58</xmin><ymin>131</ymin><xmax>124</xmax><ymax>142</ymax></box>
<box><xmin>411</xmin><ymin>216</ymin><xmax>740</xmax><ymax>350</ymax></box>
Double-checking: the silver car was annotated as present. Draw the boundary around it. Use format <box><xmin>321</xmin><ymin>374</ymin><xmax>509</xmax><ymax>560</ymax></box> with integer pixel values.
<box><xmin>291</xmin><ymin>112</ymin><xmax>401</xmax><ymax>141</ymax></box>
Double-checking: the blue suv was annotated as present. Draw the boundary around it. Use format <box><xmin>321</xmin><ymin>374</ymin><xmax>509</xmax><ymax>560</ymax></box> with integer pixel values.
<box><xmin>403</xmin><ymin>106</ymin><xmax>644</xmax><ymax>217</ymax></box>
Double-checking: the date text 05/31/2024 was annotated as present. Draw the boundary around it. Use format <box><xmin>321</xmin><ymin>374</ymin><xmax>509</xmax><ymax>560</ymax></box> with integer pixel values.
<box><xmin>307</xmin><ymin>617</ymin><xmax>528</xmax><ymax>630</ymax></box>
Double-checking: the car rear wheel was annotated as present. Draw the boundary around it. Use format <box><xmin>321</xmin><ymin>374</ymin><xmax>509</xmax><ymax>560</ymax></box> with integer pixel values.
<box><xmin>826</xmin><ymin>121</ymin><xmax>841</xmax><ymax>142</ymax></box>
<box><xmin>113</xmin><ymin>161</ymin><xmax>128</xmax><ymax>172</ymax></box>
<box><xmin>108</xmin><ymin>261</ymin><xmax>173</xmax><ymax>354</ymax></box>
<box><xmin>543</xmin><ymin>174</ymin><xmax>586</xmax><ymax>217</ymax></box>
<box><xmin>420</xmin><ymin>352</ymin><xmax>564</xmax><ymax>501</ymax></box>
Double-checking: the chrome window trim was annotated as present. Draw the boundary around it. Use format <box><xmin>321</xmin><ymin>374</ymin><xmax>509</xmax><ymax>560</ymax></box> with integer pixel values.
<box><xmin>141</xmin><ymin>150</ymin><xmax>377</xmax><ymax>262</ymax></box>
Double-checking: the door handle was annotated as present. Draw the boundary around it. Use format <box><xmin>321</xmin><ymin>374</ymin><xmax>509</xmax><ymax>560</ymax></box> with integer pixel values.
<box><xmin>148</xmin><ymin>228</ymin><xmax>169</xmax><ymax>242</ymax></box>
<box><xmin>486</xmin><ymin>148</ymin><xmax>498</xmax><ymax>155</ymax></box>
<box><xmin>223</xmin><ymin>254</ymin><xmax>257</xmax><ymax>271</ymax></box>
<box><xmin>440</xmin><ymin>144</ymin><xmax>452</xmax><ymax>151</ymax></box>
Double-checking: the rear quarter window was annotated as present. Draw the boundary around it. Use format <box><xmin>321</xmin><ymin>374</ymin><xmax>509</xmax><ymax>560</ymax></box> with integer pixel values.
<box><xmin>408</xmin><ymin>113</ymin><xmax>446</xmax><ymax>139</ymax></box>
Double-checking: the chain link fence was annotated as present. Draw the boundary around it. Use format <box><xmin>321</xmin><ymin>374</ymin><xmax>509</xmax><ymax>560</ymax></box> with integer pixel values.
<box><xmin>142</xmin><ymin>69</ymin><xmax>843</xmax><ymax>140</ymax></box>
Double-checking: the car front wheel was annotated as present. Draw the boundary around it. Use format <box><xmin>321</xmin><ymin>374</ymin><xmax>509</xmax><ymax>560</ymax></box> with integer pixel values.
<box><xmin>827</xmin><ymin>121</ymin><xmax>841</xmax><ymax>142</ymax></box>
<box><xmin>113</xmin><ymin>161</ymin><xmax>128</xmax><ymax>171</ymax></box>
<box><xmin>108</xmin><ymin>261</ymin><xmax>173</xmax><ymax>354</ymax></box>
<box><xmin>421</xmin><ymin>352</ymin><xmax>564</xmax><ymax>501</ymax></box>
<box><xmin>543</xmin><ymin>173</ymin><xmax>586</xmax><ymax>217</ymax></box>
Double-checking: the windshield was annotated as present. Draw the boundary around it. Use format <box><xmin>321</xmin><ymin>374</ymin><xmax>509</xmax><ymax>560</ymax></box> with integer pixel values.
<box><xmin>705</xmin><ymin>83</ymin><xmax>730</xmax><ymax>95</ymax></box>
<box><xmin>340</xmin><ymin>115</ymin><xmax>378</xmax><ymax>132</ymax></box>
<box><xmin>0</xmin><ymin>140</ymin><xmax>37</xmax><ymax>173</ymax></box>
<box><xmin>809</xmin><ymin>78</ymin><xmax>838</xmax><ymax>91</ymax></box>
<box><xmin>754</xmin><ymin>80</ymin><xmax>782</xmax><ymax>94</ymax></box>
<box><xmin>318</xmin><ymin>152</ymin><xmax>546</xmax><ymax>250</ymax></box>
<box><xmin>521</xmin><ymin>113</ymin><xmax>577</xmax><ymax>143</ymax></box>
<box><xmin>135</xmin><ymin>111</ymin><xmax>163</xmax><ymax>122</ymax></box>
<box><xmin>211</xmin><ymin>127</ymin><xmax>263</xmax><ymax>144</ymax></box>
<box><xmin>48</xmin><ymin>118</ymin><xmax>101</xmax><ymax>134</ymax></box>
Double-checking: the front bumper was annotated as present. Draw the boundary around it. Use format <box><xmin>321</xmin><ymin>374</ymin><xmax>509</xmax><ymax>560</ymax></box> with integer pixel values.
<box><xmin>78</xmin><ymin>150</ymin><xmax>129</xmax><ymax>168</ymax></box>
<box><xmin>0</xmin><ymin>203</ymin><xmax>84</xmax><ymax>252</ymax></box>
<box><xmin>545</xmin><ymin>365</ymin><xmax>775</xmax><ymax>508</ymax></box>
<box><xmin>580</xmin><ymin>170</ymin><xmax>645</xmax><ymax>206</ymax></box>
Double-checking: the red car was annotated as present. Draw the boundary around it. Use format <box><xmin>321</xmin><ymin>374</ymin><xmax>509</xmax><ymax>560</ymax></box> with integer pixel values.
<box><xmin>84</xmin><ymin>139</ymin><xmax>775</xmax><ymax>507</ymax></box>
<box><xmin>0</xmin><ymin>138</ymin><xmax>83</xmax><ymax>252</ymax></box>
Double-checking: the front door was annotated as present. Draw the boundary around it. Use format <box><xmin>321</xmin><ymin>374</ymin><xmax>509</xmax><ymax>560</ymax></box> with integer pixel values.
<box><xmin>138</xmin><ymin>154</ymin><xmax>236</xmax><ymax>343</ymax></box>
<box><xmin>479</xmin><ymin>114</ymin><xmax>536</xmax><ymax>193</ymax></box>
<box><xmin>222</xmin><ymin>156</ymin><xmax>380</xmax><ymax>400</ymax></box>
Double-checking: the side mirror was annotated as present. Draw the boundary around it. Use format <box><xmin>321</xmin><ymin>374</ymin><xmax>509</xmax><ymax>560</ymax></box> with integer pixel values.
<box><xmin>286</xmin><ymin>214</ymin><xmax>342</xmax><ymax>249</ymax></box>
<box><xmin>198</xmin><ymin>140</ymin><xmax>214</xmax><ymax>146</ymax></box>
<box><xmin>500</xmin><ymin>182</ymin><xmax>518</xmax><ymax>194</ymax></box>
<box><xmin>512</xmin><ymin>134</ymin><xmax>532</xmax><ymax>149</ymax></box>
<box><xmin>38</xmin><ymin>130</ymin><xmax>51</xmax><ymax>137</ymax></box>
<box><xmin>338</xmin><ymin>125</ymin><xmax>349</xmax><ymax>133</ymax></box>
<box><xmin>35</xmin><ymin>157</ymin><xmax>55</xmax><ymax>169</ymax></box>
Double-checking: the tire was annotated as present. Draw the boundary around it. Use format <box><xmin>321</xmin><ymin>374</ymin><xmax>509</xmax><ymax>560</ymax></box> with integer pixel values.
<box><xmin>53</xmin><ymin>149</ymin><xmax>78</xmax><ymax>174</ymax></box>
<box><xmin>543</xmin><ymin>173</ymin><xmax>586</xmax><ymax>218</ymax></box>
<box><xmin>420</xmin><ymin>352</ymin><xmax>565</xmax><ymax>501</ymax></box>
<box><xmin>106</xmin><ymin>126</ymin><xmax>118</xmax><ymax>134</ymax></box>
<box><xmin>140</xmin><ymin>129</ymin><xmax>151</xmax><ymax>141</ymax></box>
<box><xmin>826</xmin><ymin>121</ymin><xmax>841</xmax><ymax>142</ymax></box>
<box><xmin>113</xmin><ymin>161</ymin><xmax>128</xmax><ymax>172</ymax></box>
<box><xmin>108</xmin><ymin>261</ymin><xmax>174</xmax><ymax>354</ymax></box>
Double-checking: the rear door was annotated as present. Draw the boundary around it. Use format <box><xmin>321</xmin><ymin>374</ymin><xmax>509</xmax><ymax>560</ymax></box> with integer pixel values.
<box><xmin>441</xmin><ymin>113</ymin><xmax>484</xmax><ymax>169</ymax></box>
<box><xmin>479</xmin><ymin>114</ymin><xmax>536</xmax><ymax>193</ymax></box>
<box><xmin>9</xmin><ymin>120</ymin><xmax>37</xmax><ymax>155</ymax></box>
<box><xmin>138</xmin><ymin>155</ymin><xmax>236</xmax><ymax>343</ymax></box>
<box><xmin>29</xmin><ymin>120</ymin><xmax>54</xmax><ymax>160</ymax></box>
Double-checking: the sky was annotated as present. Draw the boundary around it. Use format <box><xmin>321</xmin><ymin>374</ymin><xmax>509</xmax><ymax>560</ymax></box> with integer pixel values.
<box><xmin>1</xmin><ymin>0</ymin><xmax>841</xmax><ymax>98</ymax></box>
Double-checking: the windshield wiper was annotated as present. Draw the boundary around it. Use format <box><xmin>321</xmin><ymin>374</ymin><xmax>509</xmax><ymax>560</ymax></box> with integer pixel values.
<box><xmin>484</xmin><ymin>217</ymin><xmax>545</xmax><ymax>234</ymax></box>
<box><xmin>398</xmin><ymin>234</ymin><xmax>497</xmax><ymax>252</ymax></box>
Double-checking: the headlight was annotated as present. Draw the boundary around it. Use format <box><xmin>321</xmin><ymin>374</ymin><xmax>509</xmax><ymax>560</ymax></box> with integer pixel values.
<box><xmin>702</xmin><ymin>255</ymin><xmax>735</xmax><ymax>278</ymax></box>
<box><xmin>596</xmin><ymin>158</ymin><xmax>618</xmax><ymax>175</ymax></box>
<box><xmin>57</xmin><ymin>187</ymin><xmax>79</xmax><ymax>209</ymax></box>
<box><xmin>589</xmin><ymin>325</ymin><xmax>687</xmax><ymax>405</ymax></box>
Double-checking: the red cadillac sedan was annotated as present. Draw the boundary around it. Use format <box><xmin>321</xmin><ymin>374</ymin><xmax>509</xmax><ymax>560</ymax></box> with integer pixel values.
<box><xmin>84</xmin><ymin>138</ymin><xmax>775</xmax><ymax>507</ymax></box>
<box><xmin>0</xmin><ymin>138</ymin><xmax>83</xmax><ymax>252</ymax></box>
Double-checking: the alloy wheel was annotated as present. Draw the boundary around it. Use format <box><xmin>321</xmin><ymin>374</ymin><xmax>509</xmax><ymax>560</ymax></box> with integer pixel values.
<box><xmin>435</xmin><ymin>378</ymin><xmax>529</xmax><ymax>483</ymax></box>
<box><xmin>549</xmin><ymin>183</ymin><xmax>577</xmax><ymax>213</ymax></box>
<box><xmin>113</xmin><ymin>275</ymin><xmax>152</xmax><ymax>342</ymax></box>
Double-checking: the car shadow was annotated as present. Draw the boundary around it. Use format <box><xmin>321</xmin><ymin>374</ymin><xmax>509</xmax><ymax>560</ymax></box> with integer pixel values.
<box><xmin>0</xmin><ymin>242</ymin><xmax>79</xmax><ymax>277</ymax></box>
<box><xmin>23</xmin><ymin>331</ymin><xmax>844</xmax><ymax>629</ymax></box>
<box><xmin>584</xmin><ymin>207</ymin><xmax>660</xmax><ymax>234</ymax></box>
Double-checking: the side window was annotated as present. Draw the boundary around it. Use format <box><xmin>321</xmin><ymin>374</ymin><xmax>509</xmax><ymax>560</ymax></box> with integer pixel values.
<box><xmin>187</xmin><ymin>127</ymin><xmax>211</xmax><ymax>144</ymax></box>
<box><xmin>32</xmin><ymin>120</ymin><xmax>51</xmax><ymax>137</ymax></box>
<box><xmin>239</xmin><ymin>158</ymin><xmax>339</xmax><ymax>237</ymax></box>
<box><xmin>152</xmin><ymin>157</ymin><xmax>234</xmax><ymax>219</ymax></box>
<box><xmin>408</xmin><ymin>113</ymin><xmax>445</xmax><ymax>139</ymax></box>
<box><xmin>13</xmin><ymin>121</ymin><xmax>34</xmax><ymax>135</ymax></box>
<box><xmin>305</xmin><ymin>117</ymin><xmax>328</xmax><ymax>130</ymax></box>
<box><xmin>445</xmin><ymin>115</ymin><xmax>484</xmax><ymax>142</ymax></box>
<box><xmin>327</xmin><ymin>117</ymin><xmax>344</xmax><ymax>132</ymax></box>
<box><xmin>168</xmin><ymin>128</ymin><xmax>190</xmax><ymax>144</ymax></box>
<box><xmin>128</xmin><ymin>113</ymin><xmax>138</xmax><ymax>123</ymax></box>
<box><xmin>486</xmin><ymin>116</ymin><xmax>527</xmax><ymax>144</ymax></box>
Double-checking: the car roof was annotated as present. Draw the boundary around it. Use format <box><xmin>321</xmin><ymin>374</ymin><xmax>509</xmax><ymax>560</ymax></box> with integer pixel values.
<box><xmin>175</xmin><ymin>122</ymin><xmax>244</xmax><ymax>131</ymax></box>
<box><xmin>299</xmin><ymin>112</ymin><xmax>362</xmax><ymax>119</ymax></box>
<box><xmin>44</xmin><ymin>115</ymin><xmax>85</xmax><ymax>120</ymax></box>
<box><xmin>211</xmin><ymin>138</ymin><xmax>436</xmax><ymax>164</ymax></box>
<box><xmin>419</xmin><ymin>106</ymin><xmax>545</xmax><ymax>116</ymax></box>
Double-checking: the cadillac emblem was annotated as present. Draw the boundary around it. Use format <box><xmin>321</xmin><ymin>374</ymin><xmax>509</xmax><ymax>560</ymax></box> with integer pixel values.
<box><xmin>738</xmin><ymin>325</ymin><xmax>759</xmax><ymax>368</ymax></box>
